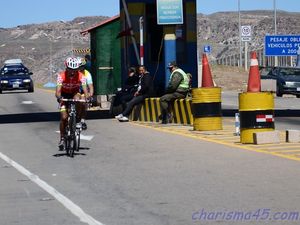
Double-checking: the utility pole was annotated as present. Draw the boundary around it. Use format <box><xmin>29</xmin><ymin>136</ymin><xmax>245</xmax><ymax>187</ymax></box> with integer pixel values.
<box><xmin>121</xmin><ymin>0</ymin><xmax>140</xmax><ymax>65</ymax></box>
<box><xmin>238</xmin><ymin>0</ymin><xmax>242</xmax><ymax>67</ymax></box>
<box><xmin>274</xmin><ymin>0</ymin><xmax>278</xmax><ymax>66</ymax></box>
<box><xmin>139</xmin><ymin>17</ymin><xmax>144</xmax><ymax>66</ymax></box>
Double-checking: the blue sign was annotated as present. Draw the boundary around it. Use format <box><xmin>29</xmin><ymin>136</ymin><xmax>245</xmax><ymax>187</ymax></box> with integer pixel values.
<box><xmin>265</xmin><ymin>35</ymin><xmax>300</xmax><ymax>56</ymax></box>
<box><xmin>157</xmin><ymin>0</ymin><xmax>183</xmax><ymax>25</ymax></box>
<box><xmin>204</xmin><ymin>45</ymin><xmax>211</xmax><ymax>53</ymax></box>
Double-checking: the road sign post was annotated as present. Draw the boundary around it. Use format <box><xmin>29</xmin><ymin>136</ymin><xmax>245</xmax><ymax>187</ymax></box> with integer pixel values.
<box><xmin>241</xmin><ymin>26</ymin><xmax>251</xmax><ymax>70</ymax></box>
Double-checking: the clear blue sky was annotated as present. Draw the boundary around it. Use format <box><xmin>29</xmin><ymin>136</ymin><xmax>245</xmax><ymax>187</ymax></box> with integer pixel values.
<box><xmin>0</xmin><ymin>0</ymin><xmax>299</xmax><ymax>28</ymax></box>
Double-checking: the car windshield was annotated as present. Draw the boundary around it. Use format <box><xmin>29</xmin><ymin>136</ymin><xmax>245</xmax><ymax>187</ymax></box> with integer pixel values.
<box><xmin>279</xmin><ymin>68</ymin><xmax>300</xmax><ymax>76</ymax></box>
<box><xmin>0</xmin><ymin>65</ymin><xmax>29</xmax><ymax>75</ymax></box>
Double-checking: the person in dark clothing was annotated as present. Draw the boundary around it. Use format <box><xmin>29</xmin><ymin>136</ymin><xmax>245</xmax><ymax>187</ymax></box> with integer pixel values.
<box><xmin>112</xmin><ymin>67</ymin><xmax>139</xmax><ymax>111</ymax></box>
<box><xmin>116</xmin><ymin>65</ymin><xmax>153</xmax><ymax>122</ymax></box>
<box><xmin>84</xmin><ymin>54</ymin><xmax>92</xmax><ymax>72</ymax></box>
<box><xmin>160</xmin><ymin>61</ymin><xmax>190</xmax><ymax>124</ymax></box>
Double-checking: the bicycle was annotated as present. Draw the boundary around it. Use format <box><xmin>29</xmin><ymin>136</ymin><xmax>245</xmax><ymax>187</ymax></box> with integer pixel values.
<box><xmin>61</xmin><ymin>98</ymin><xmax>87</xmax><ymax>157</ymax></box>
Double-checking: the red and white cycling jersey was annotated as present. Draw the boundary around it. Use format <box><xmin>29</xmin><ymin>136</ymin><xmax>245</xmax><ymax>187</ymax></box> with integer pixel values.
<box><xmin>57</xmin><ymin>71</ymin><xmax>86</xmax><ymax>94</ymax></box>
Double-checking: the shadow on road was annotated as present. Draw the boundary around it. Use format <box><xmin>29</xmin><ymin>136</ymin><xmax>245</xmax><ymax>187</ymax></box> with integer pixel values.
<box><xmin>53</xmin><ymin>152</ymin><xmax>87</xmax><ymax>157</ymax></box>
<box><xmin>0</xmin><ymin>110</ymin><xmax>112</xmax><ymax>124</ymax></box>
<box><xmin>0</xmin><ymin>109</ymin><xmax>299</xmax><ymax>124</ymax></box>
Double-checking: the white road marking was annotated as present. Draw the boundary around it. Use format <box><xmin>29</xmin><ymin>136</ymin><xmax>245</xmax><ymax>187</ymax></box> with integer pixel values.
<box><xmin>21</xmin><ymin>101</ymin><xmax>34</xmax><ymax>104</ymax></box>
<box><xmin>80</xmin><ymin>134</ymin><xmax>94</xmax><ymax>141</ymax></box>
<box><xmin>0</xmin><ymin>152</ymin><xmax>105</xmax><ymax>225</ymax></box>
<box><xmin>55</xmin><ymin>131</ymin><xmax>94</xmax><ymax>141</ymax></box>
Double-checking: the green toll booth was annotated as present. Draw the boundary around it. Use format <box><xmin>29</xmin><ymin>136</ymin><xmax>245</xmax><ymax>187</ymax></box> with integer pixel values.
<box><xmin>81</xmin><ymin>15</ymin><xmax>121</xmax><ymax>95</ymax></box>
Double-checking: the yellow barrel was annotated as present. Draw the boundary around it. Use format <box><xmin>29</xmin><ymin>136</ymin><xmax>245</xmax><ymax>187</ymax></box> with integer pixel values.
<box><xmin>239</xmin><ymin>92</ymin><xmax>275</xmax><ymax>144</ymax></box>
<box><xmin>192</xmin><ymin>87</ymin><xmax>222</xmax><ymax>131</ymax></box>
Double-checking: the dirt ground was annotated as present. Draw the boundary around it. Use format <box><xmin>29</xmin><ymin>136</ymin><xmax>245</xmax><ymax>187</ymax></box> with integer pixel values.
<box><xmin>210</xmin><ymin>65</ymin><xmax>249</xmax><ymax>92</ymax></box>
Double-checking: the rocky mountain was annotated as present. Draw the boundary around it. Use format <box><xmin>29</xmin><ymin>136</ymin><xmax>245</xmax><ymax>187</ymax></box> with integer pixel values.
<box><xmin>0</xmin><ymin>16</ymin><xmax>109</xmax><ymax>83</ymax></box>
<box><xmin>197</xmin><ymin>10</ymin><xmax>300</xmax><ymax>60</ymax></box>
<box><xmin>0</xmin><ymin>11</ymin><xmax>299</xmax><ymax>83</ymax></box>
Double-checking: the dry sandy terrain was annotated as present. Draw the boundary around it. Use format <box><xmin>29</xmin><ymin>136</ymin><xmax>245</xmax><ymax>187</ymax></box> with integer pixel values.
<box><xmin>211</xmin><ymin>65</ymin><xmax>249</xmax><ymax>91</ymax></box>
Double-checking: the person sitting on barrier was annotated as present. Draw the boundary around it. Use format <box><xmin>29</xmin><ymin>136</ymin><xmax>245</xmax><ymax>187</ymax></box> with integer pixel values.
<box><xmin>110</xmin><ymin>66</ymin><xmax>139</xmax><ymax>115</ymax></box>
<box><xmin>116</xmin><ymin>65</ymin><xmax>153</xmax><ymax>122</ymax></box>
<box><xmin>159</xmin><ymin>61</ymin><xmax>190</xmax><ymax>124</ymax></box>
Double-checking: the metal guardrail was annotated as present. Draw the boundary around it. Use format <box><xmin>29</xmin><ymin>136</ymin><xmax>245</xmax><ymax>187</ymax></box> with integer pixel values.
<box><xmin>214</xmin><ymin>48</ymin><xmax>298</xmax><ymax>67</ymax></box>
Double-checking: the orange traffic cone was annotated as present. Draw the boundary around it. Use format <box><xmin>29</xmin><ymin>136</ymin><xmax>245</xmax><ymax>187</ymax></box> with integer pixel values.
<box><xmin>247</xmin><ymin>51</ymin><xmax>261</xmax><ymax>92</ymax></box>
<box><xmin>201</xmin><ymin>54</ymin><xmax>214</xmax><ymax>87</ymax></box>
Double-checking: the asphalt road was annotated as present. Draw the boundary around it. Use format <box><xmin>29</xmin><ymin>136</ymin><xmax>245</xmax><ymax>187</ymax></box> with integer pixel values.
<box><xmin>0</xmin><ymin>89</ymin><xmax>300</xmax><ymax>225</ymax></box>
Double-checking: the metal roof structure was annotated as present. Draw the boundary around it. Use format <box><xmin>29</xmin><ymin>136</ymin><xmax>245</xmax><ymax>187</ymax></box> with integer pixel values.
<box><xmin>80</xmin><ymin>15</ymin><xmax>120</xmax><ymax>35</ymax></box>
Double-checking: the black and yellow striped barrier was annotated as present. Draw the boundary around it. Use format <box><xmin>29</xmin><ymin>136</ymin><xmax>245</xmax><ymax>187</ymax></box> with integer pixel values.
<box><xmin>73</xmin><ymin>48</ymin><xmax>91</xmax><ymax>54</ymax></box>
<box><xmin>239</xmin><ymin>92</ymin><xmax>275</xmax><ymax>144</ymax></box>
<box><xmin>192</xmin><ymin>87</ymin><xmax>222</xmax><ymax>131</ymax></box>
<box><xmin>129</xmin><ymin>97</ymin><xmax>193</xmax><ymax>125</ymax></box>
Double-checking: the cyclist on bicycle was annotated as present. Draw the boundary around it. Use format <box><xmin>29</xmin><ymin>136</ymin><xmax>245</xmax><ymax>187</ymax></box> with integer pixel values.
<box><xmin>77</xmin><ymin>57</ymin><xmax>94</xmax><ymax>130</ymax></box>
<box><xmin>55</xmin><ymin>57</ymin><xmax>89</xmax><ymax>150</ymax></box>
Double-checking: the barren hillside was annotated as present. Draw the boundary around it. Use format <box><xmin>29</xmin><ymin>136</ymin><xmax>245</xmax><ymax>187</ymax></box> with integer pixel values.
<box><xmin>0</xmin><ymin>10</ymin><xmax>299</xmax><ymax>86</ymax></box>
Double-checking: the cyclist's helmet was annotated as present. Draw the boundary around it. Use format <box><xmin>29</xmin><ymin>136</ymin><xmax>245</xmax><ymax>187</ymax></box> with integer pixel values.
<box><xmin>65</xmin><ymin>57</ymin><xmax>80</xmax><ymax>69</ymax></box>
<box><xmin>77</xmin><ymin>57</ymin><xmax>86</xmax><ymax>67</ymax></box>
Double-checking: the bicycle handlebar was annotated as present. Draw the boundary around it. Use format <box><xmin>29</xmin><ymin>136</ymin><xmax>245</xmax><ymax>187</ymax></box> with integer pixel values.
<box><xmin>61</xmin><ymin>98</ymin><xmax>89</xmax><ymax>103</ymax></box>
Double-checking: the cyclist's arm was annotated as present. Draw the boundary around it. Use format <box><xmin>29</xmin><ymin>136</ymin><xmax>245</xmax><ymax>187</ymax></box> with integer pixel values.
<box><xmin>88</xmin><ymin>83</ymin><xmax>94</xmax><ymax>96</ymax></box>
<box><xmin>55</xmin><ymin>74</ymin><xmax>63</xmax><ymax>98</ymax></box>
<box><xmin>81</xmin><ymin>85</ymin><xmax>89</xmax><ymax>99</ymax></box>
<box><xmin>80</xmin><ymin>74</ymin><xmax>89</xmax><ymax>98</ymax></box>
<box><xmin>85</xmin><ymin>70</ymin><xmax>94</xmax><ymax>96</ymax></box>
<box><xmin>55</xmin><ymin>85</ymin><xmax>62</xmax><ymax>98</ymax></box>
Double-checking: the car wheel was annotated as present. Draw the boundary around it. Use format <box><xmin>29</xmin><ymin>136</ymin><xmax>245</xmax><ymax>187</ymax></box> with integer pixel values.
<box><xmin>296</xmin><ymin>95</ymin><xmax>300</xmax><ymax>98</ymax></box>
<box><xmin>28</xmin><ymin>86</ymin><xmax>34</xmax><ymax>93</ymax></box>
<box><xmin>276</xmin><ymin>86</ymin><xmax>283</xmax><ymax>97</ymax></box>
<box><xmin>0</xmin><ymin>89</ymin><xmax>2</xmax><ymax>94</ymax></box>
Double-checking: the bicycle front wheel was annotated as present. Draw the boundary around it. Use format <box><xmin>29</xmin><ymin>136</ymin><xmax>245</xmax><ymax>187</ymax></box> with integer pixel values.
<box><xmin>69</xmin><ymin>134</ymin><xmax>76</xmax><ymax>157</ymax></box>
<box><xmin>75</xmin><ymin>131</ymin><xmax>80</xmax><ymax>152</ymax></box>
<box><xmin>68</xmin><ymin>113</ymin><xmax>77</xmax><ymax>157</ymax></box>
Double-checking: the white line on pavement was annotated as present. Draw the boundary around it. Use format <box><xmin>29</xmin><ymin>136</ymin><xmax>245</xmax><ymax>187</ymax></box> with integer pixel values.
<box><xmin>21</xmin><ymin>101</ymin><xmax>34</xmax><ymax>104</ymax></box>
<box><xmin>55</xmin><ymin>131</ymin><xmax>94</xmax><ymax>141</ymax></box>
<box><xmin>80</xmin><ymin>134</ymin><xmax>94</xmax><ymax>141</ymax></box>
<box><xmin>0</xmin><ymin>152</ymin><xmax>105</xmax><ymax>225</ymax></box>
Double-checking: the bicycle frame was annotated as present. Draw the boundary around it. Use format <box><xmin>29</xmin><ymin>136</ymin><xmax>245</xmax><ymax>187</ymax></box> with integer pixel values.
<box><xmin>61</xmin><ymin>98</ymin><xmax>86</xmax><ymax>157</ymax></box>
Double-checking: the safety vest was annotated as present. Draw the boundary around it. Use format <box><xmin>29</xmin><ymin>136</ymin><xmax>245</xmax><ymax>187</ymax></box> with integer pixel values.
<box><xmin>170</xmin><ymin>68</ymin><xmax>189</xmax><ymax>89</ymax></box>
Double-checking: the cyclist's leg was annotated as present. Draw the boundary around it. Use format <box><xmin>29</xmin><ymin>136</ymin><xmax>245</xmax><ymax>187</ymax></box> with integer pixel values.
<box><xmin>73</xmin><ymin>93</ymin><xmax>83</xmax><ymax>126</ymax></box>
<box><xmin>79</xmin><ymin>93</ymin><xmax>88</xmax><ymax>130</ymax></box>
<box><xmin>58</xmin><ymin>102</ymin><xmax>68</xmax><ymax>149</ymax></box>
<box><xmin>60</xmin><ymin>110</ymin><xmax>68</xmax><ymax>137</ymax></box>
<box><xmin>77</xmin><ymin>93</ymin><xmax>86</xmax><ymax>119</ymax></box>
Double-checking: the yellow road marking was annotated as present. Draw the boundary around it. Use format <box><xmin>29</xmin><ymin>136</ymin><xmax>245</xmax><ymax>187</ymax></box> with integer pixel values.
<box><xmin>273</xmin><ymin>149</ymin><xmax>300</xmax><ymax>153</ymax></box>
<box><xmin>131</xmin><ymin>122</ymin><xmax>300</xmax><ymax>162</ymax></box>
<box><xmin>256</xmin><ymin>145</ymin><xmax>300</xmax><ymax>150</ymax></box>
